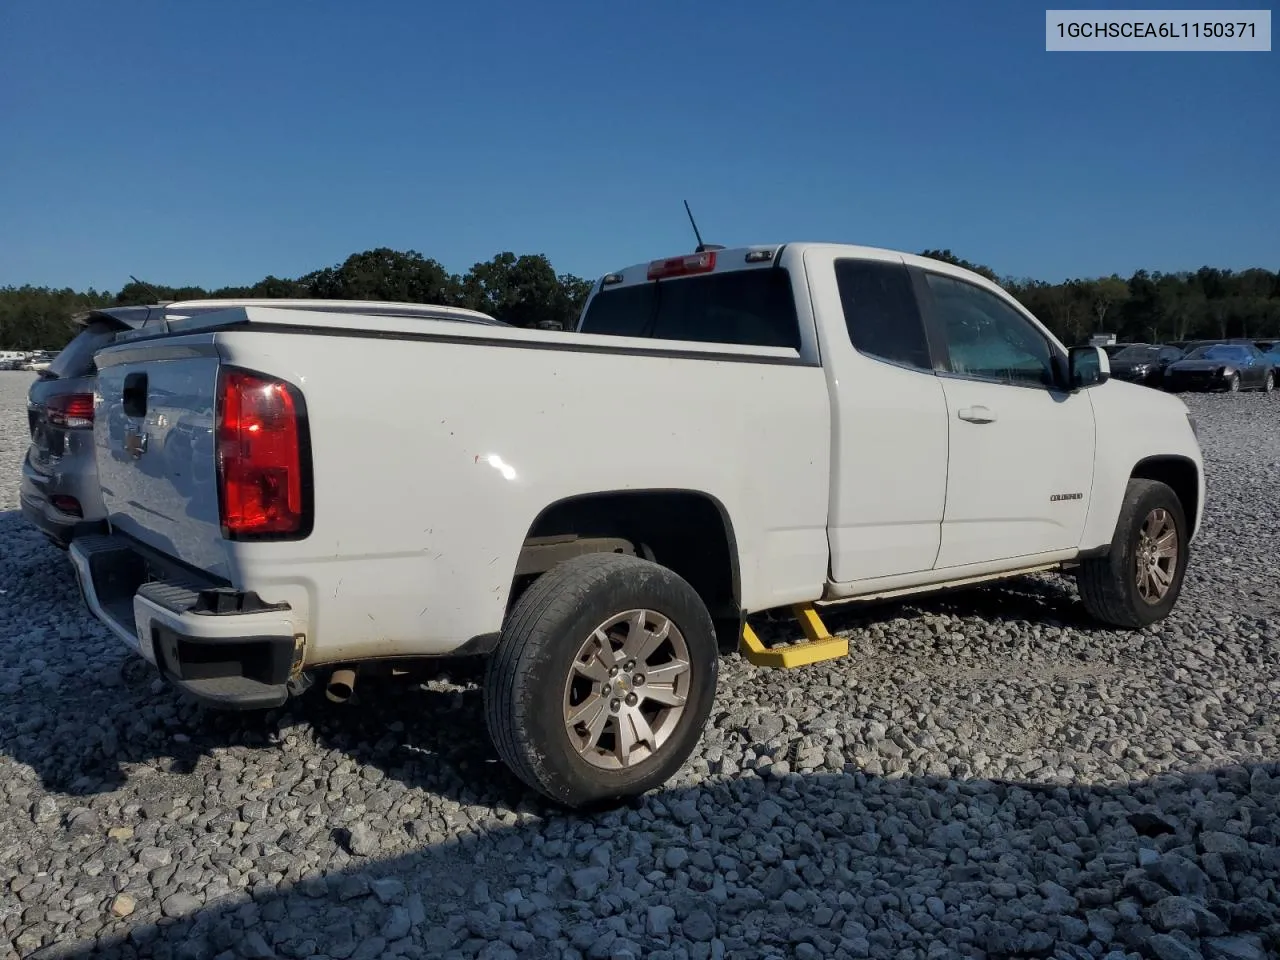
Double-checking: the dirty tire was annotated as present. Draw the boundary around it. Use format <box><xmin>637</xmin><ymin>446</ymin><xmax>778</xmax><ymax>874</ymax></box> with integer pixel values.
<box><xmin>484</xmin><ymin>553</ymin><xmax>719</xmax><ymax>808</ymax></box>
<box><xmin>1077</xmin><ymin>478</ymin><xmax>1188</xmax><ymax>628</ymax></box>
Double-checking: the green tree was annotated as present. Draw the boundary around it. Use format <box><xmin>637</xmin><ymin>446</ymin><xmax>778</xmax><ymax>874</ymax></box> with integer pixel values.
<box><xmin>311</xmin><ymin>248</ymin><xmax>462</xmax><ymax>304</ymax></box>
<box><xmin>1091</xmin><ymin>275</ymin><xmax>1129</xmax><ymax>333</ymax></box>
<box><xmin>462</xmin><ymin>252</ymin><xmax>585</xmax><ymax>328</ymax></box>
<box><xmin>918</xmin><ymin>249</ymin><xmax>1000</xmax><ymax>284</ymax></box>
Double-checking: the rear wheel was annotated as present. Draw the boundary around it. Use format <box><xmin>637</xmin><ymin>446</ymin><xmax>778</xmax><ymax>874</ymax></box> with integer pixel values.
<box><xmin>1077</xmin><ymin>479</ymin><xmax>1188</xmax><ymax>628</ymax></box>
<box><xmin>484</xmin><ymin>553</ymin><xmax>719</xmax><ymax>807</ymax></box>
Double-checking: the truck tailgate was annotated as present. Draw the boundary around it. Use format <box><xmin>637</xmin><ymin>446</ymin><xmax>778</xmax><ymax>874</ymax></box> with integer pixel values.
<box><xmin>94</xmin><ymin>349</ymin><xmax>229</xmax><ymax>577</ymax></box>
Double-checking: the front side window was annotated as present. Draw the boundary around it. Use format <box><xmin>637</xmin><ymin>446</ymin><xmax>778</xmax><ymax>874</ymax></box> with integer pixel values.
<box><xmin>834</xmin><ymin>259</ymin><xmax>931</xmax><ymax>371</ymax></box>
<box><xmin>925</xmin><ymin>273</ymin><xmax>1057</xmax><ymax>388</ymax></box>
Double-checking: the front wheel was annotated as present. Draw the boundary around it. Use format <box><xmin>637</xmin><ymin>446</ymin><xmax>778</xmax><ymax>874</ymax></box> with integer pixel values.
<box><xmin>1227</xmin><ymin>374</ymin><xmax>1241</xmax><ymax>393</ymax></box>
<box><xmin>1077</xmin><ymin>479</ymin><xmax>1188</xmax><ymax>628</ymax></box>
<box><xmin>484</xmin><ymin>553</ymin><xmax>718</xmax><ymax>808</ymax></box>
<box><xmin>1263</xmin><ymin>371</ymin><xmax>1275</xmax><ymax>393</ymax></box>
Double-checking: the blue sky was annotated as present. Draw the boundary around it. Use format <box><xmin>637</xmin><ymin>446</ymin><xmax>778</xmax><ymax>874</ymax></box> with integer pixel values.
<box><xmin>1</xmin><ymin>1</ymin><xmax>1275</xmax><ymax>291</ymax></box>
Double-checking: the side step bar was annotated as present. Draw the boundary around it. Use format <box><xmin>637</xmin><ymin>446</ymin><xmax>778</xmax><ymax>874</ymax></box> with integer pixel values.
<box><xmin>739</xmin><ymin>604</ymin><xmax>849</xmax><ymax>668</ymax></box>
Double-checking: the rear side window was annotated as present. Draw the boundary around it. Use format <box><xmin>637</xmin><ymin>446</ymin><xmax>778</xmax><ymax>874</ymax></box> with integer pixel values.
<box><xmin>834</xmin><ymin>259</ymin><xmax>931</xmax><ymax>371</ymax></box>
<box><xmin>47</xmin><ymin>320</ymin><xmax>125</xmax><ymax>379</ymax></box>
<box><xmin>580</xmin><ymin>269</ymin><xmax>800</xmax><ymax>349</ymax></box>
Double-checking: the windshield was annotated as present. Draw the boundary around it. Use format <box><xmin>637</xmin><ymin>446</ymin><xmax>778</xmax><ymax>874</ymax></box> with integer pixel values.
<box><xmin>580</xmin><ymin>268</ymin><xmax>800</xmax><ymax>349</ymax></box>
<box><xmin>1112</xmin><ymin>345</ymin><xmax>1160</xmax><ymax>361</ymax></box>
<box><xmin>1186</xmin><ymin>344</ymin><xmax>1249</xmax><ymax>362</ymax></box>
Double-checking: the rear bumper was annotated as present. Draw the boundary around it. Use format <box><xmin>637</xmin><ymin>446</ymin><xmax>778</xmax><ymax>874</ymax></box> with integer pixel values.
<box><xmin>20</xmin><ymin>490</ymin><xmax>106</xmax><ymax>547</ymax></box>
<box><xmin>20</xmin><ymin>456</ymin><xmax>107</xmax><ymax>546</ymax></box>
<box><xmin>69</xmin><ymin>534</ymin><xmax>302</xmax><ymax>710</ymax></box>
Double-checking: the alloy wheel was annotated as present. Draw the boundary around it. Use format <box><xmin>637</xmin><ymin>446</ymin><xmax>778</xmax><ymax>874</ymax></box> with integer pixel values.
<box><xmin>562</xmin><ymin>609</ymin><xmax>691</xmax><ymax>770</ymax></box>
<box><xmin>1135</xmin><ymin>508</ymin><xmax>1178</xmax><ymax>604</ymax></box>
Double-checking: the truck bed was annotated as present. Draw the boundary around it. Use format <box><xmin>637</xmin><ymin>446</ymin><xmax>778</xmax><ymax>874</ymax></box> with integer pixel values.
<box><xmin>88</xmin><ymin>304</ymin><xmax>833</xmax><ymax>667</ymax></box>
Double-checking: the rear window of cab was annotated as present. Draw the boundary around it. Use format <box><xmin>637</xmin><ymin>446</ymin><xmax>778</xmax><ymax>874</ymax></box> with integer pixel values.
<box><xmin>579</xmin><ymin>269</ymin><xmax>801</xmax><ymax>350</ymax></box>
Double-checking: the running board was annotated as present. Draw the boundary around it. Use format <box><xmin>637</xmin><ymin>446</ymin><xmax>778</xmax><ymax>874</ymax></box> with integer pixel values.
<box><xmin>740</xmin><ymin>603</ymin><xmax>849</xmax><ymax>668</ymax></box>
<box><xmin>817</xmin><ymin>560</ymin><xmax>1066</xmax><ymax>606</ymax></box>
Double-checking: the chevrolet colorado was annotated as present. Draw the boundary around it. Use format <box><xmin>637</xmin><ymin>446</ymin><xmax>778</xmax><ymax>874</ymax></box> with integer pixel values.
<box><xmin>69</xmin><ymin>244</ymin><xmax>1204</xmax><ymax>806</ymax></box>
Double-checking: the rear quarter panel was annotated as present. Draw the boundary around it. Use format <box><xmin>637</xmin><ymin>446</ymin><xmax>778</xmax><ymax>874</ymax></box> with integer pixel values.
<box><xmin>215</xmin><ymin>328</ymin><xmax>833</xmax><ymax>663</ymax></box>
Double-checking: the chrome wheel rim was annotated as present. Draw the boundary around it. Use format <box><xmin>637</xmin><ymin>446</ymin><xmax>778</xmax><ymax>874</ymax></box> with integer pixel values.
<box><xmin>1229</xmin><ymin>376</ymin><xmax>1240</xmax><ymax>392</ymax></box>
<box><xmin>1266</xmin><ymin>373</ymin><xmax>1274</xmax><ymax>391</ymax></box>
<box><xmin>562</xmin><ymin>609</ymin><xmax>691</xmax><ymax>770</ymax></box>
<box><xmin>1135</xmin><ymin>508</ymin><xmax>1178</xmax><ymax>604</ymax></box>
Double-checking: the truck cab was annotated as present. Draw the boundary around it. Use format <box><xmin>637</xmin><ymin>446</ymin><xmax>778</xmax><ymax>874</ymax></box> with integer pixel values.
<box><xmin>578</xmin><ymin>244</ymin><xmax>1202</xmax><ymax>590</ymax></box>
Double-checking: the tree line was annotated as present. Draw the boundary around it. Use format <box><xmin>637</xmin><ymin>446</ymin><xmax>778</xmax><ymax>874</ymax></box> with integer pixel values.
<box><xmin>2</xmin><ymin>246</ymin><xmax>1278</xmax><ymax>350</ymax></box>
<box><xmin>923</xmin><ymin>250</ymin><xmax>1280</xmax><ymax>345</ymax></box>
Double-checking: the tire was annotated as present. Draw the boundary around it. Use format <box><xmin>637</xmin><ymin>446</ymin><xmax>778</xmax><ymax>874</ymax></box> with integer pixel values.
<box><xmin>1264</xmin><ymin>371</ymin><xmax>1275</xmax><ymax>393</ymax></box>
<box><xmin>1227</xmin><ymin>374</ymin><xmax>1241</xmax><ymax>393</ymax></box>
<box><xmin>1077</xmin><ymin>479</ymin><xmax>1188</xmax><ymax>628</ymax></box>
<box><xmin>484</xmin><ymin>553</ymin><xmax>719</xmax><ymax>808</ymax></box>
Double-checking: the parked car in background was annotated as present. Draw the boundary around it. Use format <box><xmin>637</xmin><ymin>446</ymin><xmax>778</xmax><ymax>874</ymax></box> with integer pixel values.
<box><xmin>21</xmin><ymin>310</ymin><xmax>150</xmax><ymax>546</ymax></box>
<box><xmin>22</xmin><ymin>351</ymin><xmax>56</xmax><ymax>372</ymax></box>
<box><xmin>22</xmin><ymin>298</ymin><xmax>504</xmax><ymax>549</ymax></box>
<box><xmin>1163</xmin><ymin>342</ymin><xmax>1275</xmax><ymax>393</ymax></box>
<box><xmin>0</xmin><ymin>350</ymin><xmax>33</xmax><ymax>370</ymax></box>
<box><xmin>1108</xmin><ymin>343</ymin><xmax>1184</xmax><ymax>387</ymax></box>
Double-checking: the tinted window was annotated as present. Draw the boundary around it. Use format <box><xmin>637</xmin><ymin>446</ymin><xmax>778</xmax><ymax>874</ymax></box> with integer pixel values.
<box><xmin>834</xmin><ymin>259</ymin><xmax>931</xmax><ymax>370</ymax></box>
<box><xmin>578</xmin><ymin>284</ymin><xmax>653</xmax><ymax>337</ymax></box>
<box><xmin>925</xmin><ymin>273</ymin><xmax>1056</xmax><ymax>388</ymax></box>
<box><xmin>47</xmin><ymin>319</ymin><xmax>126</xmax><ymax>379</ymax></box>
<box><xmin>1188</xmin><ymin>344</ymin><xmax>1250</xmax><ymax>362</ymax></box>
<box><xmin>1113</xmin><ymin>345</ymin><xmax>1160</xmax><ymax>361</ymax></box>
<box><xmin>1160</xmin><ymin>347</ymin><xmax>1184</xmax><ymax>361</ymax></box>
<box><xmin>580</xmin><ymin>269</ymin><xmax>800</xmax><ymax>349</ymax></box>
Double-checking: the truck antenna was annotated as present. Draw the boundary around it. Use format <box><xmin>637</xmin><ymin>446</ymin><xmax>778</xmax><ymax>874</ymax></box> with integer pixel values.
<box><xmin>129</xmin><ymin>275</ymin><xmax>164</xmax><ymax>302</ymax></box>
<box><xmin>683</xmin><ymin>201</ymin><xmax>724</xmax><ymax>254</ymax></box>
<box><xmin>129</xmin><ymin>275</ymin><xmax>172</xmax><ymax>335</ymax></box>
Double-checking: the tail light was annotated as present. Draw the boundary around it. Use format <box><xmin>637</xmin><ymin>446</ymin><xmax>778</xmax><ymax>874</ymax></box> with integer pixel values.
<box><xmin>46</xmin><ymin>393</ymin><xmax>95</xmax><ymax>429</ymax></box>
<box><xmin>647</xmin><ymin>251</ymin><xmax>717</xmax><ymax>280</ymax></box>
<box><xmin>50</xmin><ymin>495</ymin><xmax>83</xmax><ymax>518</ymax></box>
<box><xmin>216</xmin><ymin>368</ymin><xmax>310</xmax><ymax>539</ymax></box>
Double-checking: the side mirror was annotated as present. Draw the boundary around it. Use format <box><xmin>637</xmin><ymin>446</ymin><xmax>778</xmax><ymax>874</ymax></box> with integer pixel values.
<box><xmin>1068</xmin><ymin>345</ymin><xmax>1110</xmax><ymax>389</ymax></box>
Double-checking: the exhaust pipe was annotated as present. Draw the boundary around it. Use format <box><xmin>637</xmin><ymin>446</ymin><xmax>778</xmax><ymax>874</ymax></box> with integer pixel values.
<box><xmin>326</xmin><ymin>667</ymin><xmax>358</xmax><ymax>703</ymax></box>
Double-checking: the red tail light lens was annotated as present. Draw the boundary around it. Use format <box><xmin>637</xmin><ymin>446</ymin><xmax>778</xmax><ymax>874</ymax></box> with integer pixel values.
<box><xmin>216</xmin><ymin>368</ymin><xmax>309</xmax><ymax>538</ymax></box>
<box><xmin>46</xmin><ymin>393</ymin><xmax>95</xmax><ymax>429</ymax></box>
<box><xmin>646</xmin><ymin>251</ymin><xmax>717</xmax><ymax>280</ymax></box>
<box><xmin>50</xmin><ymin>495</ymin><xmax>83</xmax><ymax>517</ymax></box>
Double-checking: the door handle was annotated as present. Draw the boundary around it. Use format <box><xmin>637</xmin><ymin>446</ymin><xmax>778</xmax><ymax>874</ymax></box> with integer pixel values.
<box><xmin>957</xmin><ymin>405</ymin><xmax>997</xmax><ymax>424</ymax></box>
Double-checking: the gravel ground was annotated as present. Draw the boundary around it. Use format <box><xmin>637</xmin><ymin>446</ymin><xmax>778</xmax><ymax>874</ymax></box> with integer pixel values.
<box><xmin>1</xmin><ymin>369</ymin><xmax>1278</xmax><ymax>960</ymax></box>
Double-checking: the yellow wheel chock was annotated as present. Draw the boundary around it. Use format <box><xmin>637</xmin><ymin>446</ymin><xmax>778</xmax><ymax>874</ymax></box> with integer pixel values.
<box><xmin>739</xmin><ymin>603</ymin><xmax>849</xmax><ymax>668</ymax></box>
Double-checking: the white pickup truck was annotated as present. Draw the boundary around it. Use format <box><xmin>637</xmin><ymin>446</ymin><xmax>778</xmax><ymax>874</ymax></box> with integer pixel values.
<box><xmin>70</xmin><ymin>243</ymin><xmax>1204</xmax><ymax>807</ymax></box>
